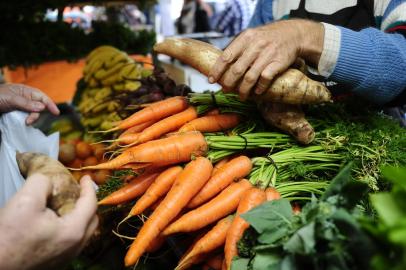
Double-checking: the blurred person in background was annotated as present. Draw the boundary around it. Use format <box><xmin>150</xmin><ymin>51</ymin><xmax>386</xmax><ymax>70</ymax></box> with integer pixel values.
<box><xmin>176</xmin><ymin>0</ymin><xmax>212</xmax><ymax>34</ymax></box>
<box><xmin>212</xmin><ymin>0</ymin><xmax>257</xmax><ymax>37</ymax></box>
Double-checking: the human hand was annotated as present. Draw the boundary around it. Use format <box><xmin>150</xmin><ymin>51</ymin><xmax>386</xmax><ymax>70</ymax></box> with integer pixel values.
<box><xmin>0</xmin><ymin>83</ymin><xmax>60</xmax><ymax>125</ymax></box>
<box><xmin>0</xmin><ymin>174</ymin><xmax>98</xmax><ymax>270</ymax></box>
<box><xmin>208</xmin><ymin>19</ymin><xmax>324</xmax><ymax>100</ymax></box>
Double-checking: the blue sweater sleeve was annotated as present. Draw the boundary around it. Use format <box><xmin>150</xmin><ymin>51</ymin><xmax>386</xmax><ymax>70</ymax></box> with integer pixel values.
<box><xmin>331</xmin><ymin>26</ymin><xmax>406</xmax><ymax>105</ymax></box>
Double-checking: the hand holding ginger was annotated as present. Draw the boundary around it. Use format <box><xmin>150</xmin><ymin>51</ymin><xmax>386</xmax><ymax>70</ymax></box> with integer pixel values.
<box><xmin>0</xmin><ymin>175</ymin><xmax>98</xmax><ymax>270</ymax></box>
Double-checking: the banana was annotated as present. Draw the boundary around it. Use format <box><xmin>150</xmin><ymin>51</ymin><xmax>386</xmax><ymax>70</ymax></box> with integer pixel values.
<box><xmin>112</xmin><ymin>83</ymin><xmax>125</xmax><ymax>91</ymax></box>
<box><xmin>100</xmin><ymin>72</ymin><xmax>122</xmax><ymax>86</ymax></box>
<box><xmin>141</xmin><ymin>69</ymin><xmax>153</xmax><ymax>78</ymax></box>
<box><xmin>107</xmin><ymin>101</ymin><xmax>120</xmax><ymax>112</ymax></box>
<box><xmin>94</xmin><ymin>87</ymin><xmax>112</xmax><ymax>101</ymax></box>
<box><xmin>88</xmin><ymin>77</ymin><xmax>99</xmax><ymax>88</ymax></box>
<box><xmin>124</xmin><ymin>81</ymin><xmax>141</xmax><ymax>91</ymax></box>
<box><xmin>84</xmin><ymin>58</ymin><xmax>104</xmax><ymax>78</ymax></box>
<box><xmin>118</xmin><ymin>63</ymin><xmax>137</xmax><ymax>79</ymax></box>
<box><xmin>105</xmin><ymin>52</ymin><xmax>131</xmax><ymax>69</ymax></box>
<box><xmin>120</xmin><ymin>64</ymin><xmax>141</xmax><ymax>80</ymax></box>
<box><xmin>86</xmin><ymin>46</ymin><xmax>119</xmax><ymax>63</ymax></box>
<box><xmin>82</xmin><ymin>116</ymin><xmax>104</xmax><ymax>128</ymax></box>
<box><xmin>86</xmin><ymin>51</ymin><xmax>117</xmax><ymax>73</ymax></box>
<box><xmin>94</xmin><ymin>61</ymin><xmax>129</xmax><ymax>80</ymax></box>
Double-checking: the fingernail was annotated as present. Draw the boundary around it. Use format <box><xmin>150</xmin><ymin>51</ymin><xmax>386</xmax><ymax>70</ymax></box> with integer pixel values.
<box><xmin>208</xmin><ymin>77</ymin><xmax>214</xmax><ymax>84</ymax></box>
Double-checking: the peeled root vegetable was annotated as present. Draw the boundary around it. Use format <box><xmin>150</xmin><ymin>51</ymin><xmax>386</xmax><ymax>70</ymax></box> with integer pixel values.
<box><xmin>153</xmin><ymin>38</ymin><xmax>331</xmax><ymax>105</ymax></box>
<box><xmin>16</xmin><ymin>152</ymin><xmax>80</xmax><ymax>216</ymax></box>
<box><xmin>257</xmin><ymin>101</ymin><xmax>315</xmax><ymax>144</ymax></box>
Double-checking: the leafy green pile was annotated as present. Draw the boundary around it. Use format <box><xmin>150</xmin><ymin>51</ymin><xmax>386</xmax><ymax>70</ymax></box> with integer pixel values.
<box><xmin>232</xmin><ymin>164</ymin><xmax>406</xmax><ymax>270</ymax></box>
<box><xmin>232</xmin><ymin>164</ymin><xmax>375</xmax><ymax>270</ymax></box>
<box><xmin>363</xmin><ymin>166</ymin><xmax>406</xmax><ymax>270</ymax></box>
<box><xmin>308</xmin><ymin>101</ymin><xmax>406</xmax><ymax>190</ymax></box>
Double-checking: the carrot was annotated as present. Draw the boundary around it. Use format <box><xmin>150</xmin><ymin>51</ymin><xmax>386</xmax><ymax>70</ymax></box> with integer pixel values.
<box><xmin>206</xmin><ymin>108</ymin><xmax>220</xmax><ymax>115</ymax></box>
<box><xmin>212</xmin><ymin>156</ymin><xmax>230</xmax><ymax>175</ymax></box>
<box><xmin>188</xmin><ymin>156</ymin><xmax>252</xmax><ymax>208</ymax></box>
<box><xmin>103</xmin><ymin>96</ymin><xmax>188</xmax><ymax>132</ymax></box>
<box><xmin>163</xmin><ymin>179</ymin><xmax>252</xmax><ymax>236</ymax></box>
<box><xmin>292</xmin><ymin>202</ymin><xmax>301</xmax><ymax>215</ymax></box>
<box><xmin>124</xmin><ymin>106</ymin><xmax>198</xmax><ymax>147</ymax></box>
<box><xmin>124</xmin><ymin>157</ymin><xmax>213</xmax><ymax>266</ymax></box>
<box><xmin>145</xmin><ymin>234</ymin><xmax>166</xmax><ymax>253</ymax></box>
<box><xmin>179</xmin><ymin>113</ymin><xmax>240</xmax><ymax>133</ymax></box>
<box><xmin>79</xmin><ymin>131</ymin><xmax>207</xmax><ymax>170</ymax></box>
<box><xmin>121</xmin><ymin>120</ymin><xmax>155</xmax><ymax>136</ymax></box>
<box><xmin>176</xmin><ymin>216</ymin><xmax>233</xmax><ymax>270</ymax></box>
<box><xmin>128</xmin><ymin>166</ymin><xmax>183</xmax><ymax>217</ymax></box>
<box><xmin>98</xmin><ymin>172</ymin><xmax>161</xmax><ymax>205</ymax></box>
<box><xmin>265</xmin><ymin>187</ymin><xmax>281</xmax><ymax>201</ymax></box>
<box><xmin>104</xmin><ymin>121</ymin><xmax>155</xmax><ymax>150</ymax></box>
<box><xmin>224</xmin><ymin>188</ymin><xmax>266</xmax><ymax>270</ymax></box>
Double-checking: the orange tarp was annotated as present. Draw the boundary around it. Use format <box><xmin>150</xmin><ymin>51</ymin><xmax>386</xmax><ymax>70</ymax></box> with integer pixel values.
<box><xmin>4</xmin><ymin>55</ymin><xmax>153</xmax><ymax>104</ymax></box>
<box><xmin>4</xmin><ymin>60</ymin><xmax>85</xmax><ymax>103</ymax></box>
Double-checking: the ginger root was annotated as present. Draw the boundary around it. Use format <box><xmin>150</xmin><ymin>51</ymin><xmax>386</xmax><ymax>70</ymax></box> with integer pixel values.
<box><xmin>256</xmin><ymin>101</ymin><xmax>315</xmax><ymax>144</ymax></box>
<box><xmin>153</xmin><ymin>38</ymin><xmax>331</xmax><ymax>105</ymax></box>
<box><xmin>16</xmin><ymin>152</ymin><xmax>80</xmax><ymax>216</ymax></box>
<box><xmin>154</xmin><ymin>38</ymin><xmax>324</xmax><ymax>144</ymax></box>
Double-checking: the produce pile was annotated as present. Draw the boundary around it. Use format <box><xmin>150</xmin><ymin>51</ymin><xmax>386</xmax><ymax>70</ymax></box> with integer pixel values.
<box><xmin>58</xmin><ymin>139</ymin><xmax>110</xmax><ymax>185</ymax></box>
<box><xmin>70</xmin><ymin>92</ymin><xmax>346</xmax><ymax>269</ymax></box>
<box><xmin>66</xmin><ymin>39</ymin><xmax>405</xmax><ymax>270</ymax></box>
<box><xmin>76</xmin><ymin>46</ymin><xmax>190</xmax><ymax>133</ymax></box>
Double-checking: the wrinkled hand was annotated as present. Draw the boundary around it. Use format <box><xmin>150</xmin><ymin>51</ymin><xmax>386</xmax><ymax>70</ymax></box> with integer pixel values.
<box><xmin>208</xmin><ymin>19</ymin><xmax>324</xmax><ymax>100</ymax></box>
<box><xmin>0</xmin><ymin>84</ymin><xmax>60</xmax><ymax>124</ymax></box>
<box><xmin>0</xmin><ymin>174</ymin><xmax>98</xmax><ymax>270</ymax></box>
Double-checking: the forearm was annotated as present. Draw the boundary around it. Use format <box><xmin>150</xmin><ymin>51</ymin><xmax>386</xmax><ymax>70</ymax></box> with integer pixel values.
<box><xmin>330</xmin><ymin>26</ymin><xmax>406</xmax><ymax>105</ymax></box>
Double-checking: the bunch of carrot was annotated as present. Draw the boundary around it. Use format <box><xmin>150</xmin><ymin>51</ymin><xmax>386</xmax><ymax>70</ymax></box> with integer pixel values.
<box><xmin>77</xmin><ymin>95</ymin><xmax>343</xmax><ymax>269</ymax></box>
<box><xmin>97</xmin><ymin>153</ymin><xmax>328</xmax><ymax>269</ymax></box>
<box><xmin>76</xmin><ymin>96</ymin><xmax>244</xmax><ymax>172</ymax></box>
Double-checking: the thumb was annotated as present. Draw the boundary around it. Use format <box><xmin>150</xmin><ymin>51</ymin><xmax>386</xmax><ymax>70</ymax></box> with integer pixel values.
<box><xmin>11</xmin><ymin>95</ymin><xmax>45</xmax><ymax>113</ymax></box>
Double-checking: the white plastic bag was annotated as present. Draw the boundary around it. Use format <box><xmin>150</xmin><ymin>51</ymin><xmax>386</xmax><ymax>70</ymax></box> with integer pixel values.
<box><xmin>0</xmin><ymin>111</ymin><xmax>59</xmax><ymax>207</ymax></box>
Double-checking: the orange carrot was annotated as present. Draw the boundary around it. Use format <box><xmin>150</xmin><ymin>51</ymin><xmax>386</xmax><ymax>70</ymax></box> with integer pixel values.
<box><xmin>178</xmin><ymin>113</ymin><xmax>240</xmax><ymax>133</ymax></box>
<box><xmin>224</xmin><ymin>188</ymin><xmax>266</xmax><ymax>270</ymax></box>
<box><xmin>98</xmin><ymin>172</ymin><xmax>161</xmax><ymax>205</ymax></box>
<box><xmin>105</xmin><ymin>96</ymin><xmax>188</xmax><ymax>132</ymax></box>
<box><xmin>80</xmin><ymin>131</ymin><xmax>207</xmax><ymax>170</ymax></box>
<box><xmin>292</xmin><ymin>202</ymin><xmax>301</xmax><ymax>215</ymax></box>
<box><xmin>212</xmin><ymin>156</ymin><xmax>231</xmax><ymax>175</ymax></box>
<box><xmin>124</xmin><ymin>107</ymin><xmax>198</xmax><ymax>147</ymax></box>
<box><xmin>206</xmin><ymin>108</ymin><xmax>220</xmax><ymax>115</ymax></box>
<box><xmin>163</xmin><ymin>179</ymin><xmax>252</xmax><ymax>236</ymax></box>
<box><xmin>128</xmin><ymin>166</ymin><xmax>183</xmax><ymax>216</ymax></box>
<box><xmin>145</xmin><ymin>234</ymin><xmax>166</xmax><ymax>253</ymax></box>
<box><xmin>188</xmin><ymin>156</ymin><xmax>252</xmax><ymax>208</ymax></box>
<box><xmin>121</xmin><ymin>120</ymin><xmax>155</xmax><ymax>136</ymax></box>
<box><xmin>176</xmin><ymin>216</ymin><xmax>233</xmax><ymax>270</ymax></box>
<box><xmin>124</xmin><ymin>157</ymin><xmax>213</xmax><ymax>266</ymax></box>
<box><xmin>265</xmin><ymin>187</ymin><xmax>281</xmax><ymax>201</ymax></box>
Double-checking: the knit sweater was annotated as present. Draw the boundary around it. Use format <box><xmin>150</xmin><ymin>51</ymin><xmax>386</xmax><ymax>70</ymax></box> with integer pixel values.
<box><xmin>249</xmin><ymin>0</ymin><xmax>406</xmax><ymax>105</ymax></box>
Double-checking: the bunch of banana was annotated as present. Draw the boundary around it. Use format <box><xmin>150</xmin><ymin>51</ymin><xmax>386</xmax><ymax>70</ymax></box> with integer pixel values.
<box><xmin>78</xmin><ymin>46</ymin><xmax>162</xmax><ymax>133</ymax></box>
